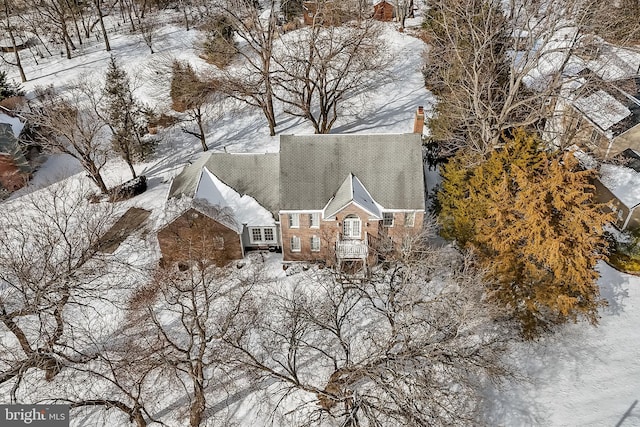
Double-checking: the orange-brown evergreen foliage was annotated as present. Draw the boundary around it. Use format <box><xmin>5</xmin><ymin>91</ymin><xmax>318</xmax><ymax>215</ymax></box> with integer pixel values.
<box><xmin>438</xmin><ymin>129</ymin><xmax>612</xmax><ymax>338</ymax></box>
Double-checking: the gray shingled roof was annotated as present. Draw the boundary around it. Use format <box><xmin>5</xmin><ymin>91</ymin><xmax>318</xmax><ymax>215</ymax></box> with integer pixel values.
<box><xmin>280</xmin><ymin>134</ymin><xmax>424</xmax><ymax>211</ymax></box>
<box><xmin>168</xmin><ymin>152</ymin><xmax>280</xmax><ymax>216</ymax></box>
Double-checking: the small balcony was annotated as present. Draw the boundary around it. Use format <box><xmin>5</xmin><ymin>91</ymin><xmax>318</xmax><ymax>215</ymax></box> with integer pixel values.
<box><xmin>335</xmin><ymin>233</ymin><xmax>368</xmax><ymax>260</ymax></box>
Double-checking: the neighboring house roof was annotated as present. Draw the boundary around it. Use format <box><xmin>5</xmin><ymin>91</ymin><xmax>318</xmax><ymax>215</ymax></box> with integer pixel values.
<box><xmin>168</xmin><ymin>152</ymin><xmax>280</xmax><ymax>217</ymax></box>
<box><xmin>618</xmin><ymin>148</ymin><xmax>640</xmax><ymax>172</ymax></box>
<box><xmin>573</xmin><ymin>89</ymin><xmax>632</xmax><ymax>134</ymax></box>
<box><xmin>279</xmin><ymin>133</ymin><xmax>424</xmax><ymax>211</ymax></box>
<box><xmin>599</xmin><ymin>163</ymin><xmax>640</xmax><ymax>209</ymax></box>
<box><xmin>0</xmin><ymin>112</ymin><xmax>24</xmax><ymax>138</ymax></box>
<box><xmin>324</xmin><ymin>173</ymin><xmax>382</xmax><ymax>219</ymax></box>
<box><xmin>0</xmin><ymin>123</ymin><xmax>29</xmax><ymax>172</ymax></box>
<box><xmin>195</xmin><ymin>167</ymin><xmax>276</xmax><ymax>229</ymax></box>
<box><xmin>567</xmin><ymin>73</ymin><xmax>640</xmax><ymax>141</ymax></box>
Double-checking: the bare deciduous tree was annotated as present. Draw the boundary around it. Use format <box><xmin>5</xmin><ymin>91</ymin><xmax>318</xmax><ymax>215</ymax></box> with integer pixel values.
<box><xmin>0</xmin><ymin>181</ymin><xmax>114</xmax><ymax>401</ymax></box>
<box><xmin>128</xmin><ymin>263</ymin><xmax>258</xmax><ymax>426</ymax></box>
<box><xmin>273</xmin><ymin>20</ymin><xmax>391</xmax><ymax>134</ymax></box>
<box><xmin>27</xmin><ymin>83</ymin><xmax>111</xmax><ymax>194</ymax></box>
<box><xmin>170</xmin><ymin>60</ymin><xmax>225</xmax><ymax>152</ymax></box>
<box><xmin>218</xmin><ymin>0</ymin><xmax>279</xmax><ymax>136</ymax></box>
<box><xmin>139</xmin><ymin>15</ymin><xmax>159</xmax><ymax>54</ymax></box>
<box><xmin>223</xmin><ymin>234</ymin><xmax>513</xmax><ymax>426</ymax></box>
<box><xmin>1</xmin><ymin>0</ymin><xmax>27</xmax><ymax>82</ymax></box>
<box><xmin>423</xmin><ymin>0</ymin><xmax>599</xmax><ymax>155</ymax></box>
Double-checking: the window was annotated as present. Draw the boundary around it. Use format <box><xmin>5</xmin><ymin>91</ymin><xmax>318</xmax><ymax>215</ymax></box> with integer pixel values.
<box><xmin>250</xmin><ymin>227</ymin><xmax>276</xmax><ymax>244</ymax></box>
<box><xmin>311</xmin><ymin>235</ymin><xmax>320</xmax><ymax>252</ymax></box>
<box><xmin>343</xmin><ymin>215</ymin><xmax>361</xmax><ymax>239</ymax></box>
<box><xmin>383</xmin><ymin>212</ymin><xmax>394</xmax><ymax>227</ymax></box>
<box><xmin>289</xmin><ymin>213</ymin><xmax>300</xmax><ymax>228</ymax></box>
<box><xmin>213</xmin><ymin>236</ymin><xmax>224</xmax><ymax>250</ymax></box>
<box><xmin>404</xmin><ymin>212</ymin><xmax>415</xmax><ymax>227</ymax></box>
<box><xmin>264</xmin><ymin>228</ymin><xmax>275</xmax><ymax>242</ymax></box>
<box><xmin>290</xmin><ymin>236</ymin><xmax>301</xmax><ymax>252</ymax></box>
<box><xmin>309</xmin><ymin>213</ymin><xmax>320</xmax><ymax>228</ymax></box>
<box><xmin>251</xmin><ymin>228</ymin><xmax>263</xmax><ymax>242</ymax></box>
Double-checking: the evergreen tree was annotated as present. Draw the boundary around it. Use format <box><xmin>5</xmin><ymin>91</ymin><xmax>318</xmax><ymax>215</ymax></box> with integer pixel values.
<box><xmin>438</xmin><ymin>129</ymin><xmax>612</xmax><ymax>338</ymax></box>
<box><xmin>0</xmin><ymin>70</ymin><xmax>24</xmax><ymax>102</ymax></box>
<box><xmin>103</xmin><ymin>56</ymin><xmax>152</xmax><ymax>179</ymax></box>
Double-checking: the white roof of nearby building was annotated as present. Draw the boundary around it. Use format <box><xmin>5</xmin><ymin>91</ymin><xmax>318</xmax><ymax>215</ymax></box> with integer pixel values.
<box><xmin>195</xmin><ymin>167</ymin><xmax>276</xmax><ymax>230</ymax></box>
<box><xmin>573</xmin><ymin>90</ymin><xmax>631</xmax><ymax>132</ymax></box>
<box><xmin>0</xmin><ymin>112</ymin><xmax>24</xmax><ymax>138</ymax></box>
<box><xmin>599</xmin><ymin>163</ymin><xmax>640</xmax><ymax>208</ymax></box>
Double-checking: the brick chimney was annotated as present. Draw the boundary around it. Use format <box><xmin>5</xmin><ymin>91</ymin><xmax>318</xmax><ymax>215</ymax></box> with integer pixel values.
<box><xmin>413</xmin><ymin>106</ymin><xmax>424</xmax><ymax>134</ymax></box>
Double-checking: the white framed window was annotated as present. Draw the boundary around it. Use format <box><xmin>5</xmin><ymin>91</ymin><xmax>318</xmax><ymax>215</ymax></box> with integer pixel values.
<box><xmin>251</xmin><ymin>228</ymin><xmax>263</xmax><ymax>242</ymax></box>
<box><xmin>290</xmin><ymin>236</ymin><xmax>301</xmax><ymax>252</ymax></box>
<box><xmin>343</xmin><ymin>215</ymin><xmax>361</xmax><ymax>239</ymax></box>
<box><xmin>213</xmin><ymin>236</ymin><xmax>225</xmax><ymax>250</ymax></box>
<box><xmin>309</xmin><ymin>213</ymin><xmax>320</xmax><ymax>228</ymax></box>
<box><xmin>249</xmin><ymin>227</ymin><xmax>276</xmax><ymax>244</ymax></box>
<box><xmin>264</xmin><ymin>228</ymin><xmax>275</xmax><ymax>242</ymax></box>
<box><xmin>311</xmin><ymin>235</ymin><xmax>320</xmax><ymax>252</ymax></box>
<box><xmin>404</xmin><ymin>212</ymin><xmax>415</xmax><ymax>227</ymax></box>
<box><xmin>383</xmin><ymin>212</ymin><xmax>394</xmax><ymax>227</ymax></box>
<box><xmin>289</xmin><ymin>213</ymin><xmax>300</xmax><ymax>228</ymax></box>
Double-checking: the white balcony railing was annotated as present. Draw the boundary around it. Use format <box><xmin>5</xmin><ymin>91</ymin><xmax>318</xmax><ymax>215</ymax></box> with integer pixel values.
<box><xmin>335</xmin><ymin>232</ymin><xmax>368</xmax><ymax>259</ymax></box>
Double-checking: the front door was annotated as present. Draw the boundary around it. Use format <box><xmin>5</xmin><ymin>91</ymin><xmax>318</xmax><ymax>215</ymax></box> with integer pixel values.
<box><xmin>343</xmin><ymin>216</ymin><xmax>361</xmax><ymax>239</ymax></box>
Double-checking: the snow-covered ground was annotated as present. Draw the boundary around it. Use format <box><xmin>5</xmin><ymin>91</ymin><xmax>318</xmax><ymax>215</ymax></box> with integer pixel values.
<box><xmin>487</xmin><ymin>262</ymin><xmax>640</xmax><ymax>426</ymax></box>
<box><xmin>3</xmin><ymin>14</ymin><xmax>640</xmax><ymax>427</ymax></box>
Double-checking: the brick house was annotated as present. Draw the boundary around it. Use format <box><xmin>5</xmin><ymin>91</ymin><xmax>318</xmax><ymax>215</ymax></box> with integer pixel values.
<box><xmin>372</xmin><ymin>0</ymin><xmax>394</xmax><ymax>22</ymax></box>
<box><xmin>0</xmin><ymin>110</ymin><xmax>30</xmax><ymax>195</ymax></box>
<box><xmin>157</xmin><ymin>201</ymin><xmax>245</xmax><ymax>268</ymax></box>
<box><xmin>166</xmin><ymin>130</ymin><xmax>426</xmax><ymax>272</ymax></box>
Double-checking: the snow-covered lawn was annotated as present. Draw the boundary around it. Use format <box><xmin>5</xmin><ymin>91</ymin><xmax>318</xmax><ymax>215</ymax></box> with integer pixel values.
<box><xmin>487</xmin><ymin>262</ymin><xmax>640</xmax><ymax>427</ymax></box>
<box><xmin>3</xmin><ymin>14</ymin><xmax>640</xmax><ymax>427</ymax></box>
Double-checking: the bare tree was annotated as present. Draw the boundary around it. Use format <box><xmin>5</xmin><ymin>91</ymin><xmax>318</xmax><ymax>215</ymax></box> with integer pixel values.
<box><xmin>1</xmin><ymin>0</ymin><xmax>27</xmax><ymax>82</ymax></box>
<box><xmin>423</xmin><ymin>0</ymin><xmax>597</xmax><ymax>155</ymax></box>
<box><xmin>171</xmin><ymin>60</ymin><xmax>224</xmax><ymax>152</ymax></box>
<box><xmin>27</xmin><ymin>83</ymin><xmax>111</xmax><ymax>194</ymax></box>
<box><xmin>218</xmin><ymin>0</ymin><xmax>279</xmax><ymax>136</ymax></box>
<box><xmin>273</xmin><ymin>20</ymin><xmax>391</xmax><ymax>134</ymax></box>
<box><xmin>32</xmin><ymin>0</ymin><xmax>77</xmax><ymax>59</ymax></box>
<box><xmin>59</xmin><ymin>321</ymin><xmax>168</xmax><ymax>427</ymax></box>
<box><xmin>223</xmin><ymin>234</ymin><xmax>514</xmax><ymax>426</ymax></box>
<box><xmin>128</xmin><ymin>263</ymin><xmax>258</xmax><ymax>427</ymax></box>
<box><xmin>92</xmin><ymin>0</ymin><xmax>112</xmax><ymax>52</ymax></box>
<box><xmin>0</xmin><ymin>181</ymin><xmax>114</xmax><ymax>401</ymax></box>
<box><xmin>139</xmin><ymin>14</ymin><xmax>159</xmax><ymax>54</ymax></box>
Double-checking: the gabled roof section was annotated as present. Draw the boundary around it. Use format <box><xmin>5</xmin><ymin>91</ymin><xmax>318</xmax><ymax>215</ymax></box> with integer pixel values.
<box><xmin>280</xmin><ymin>133</ymin><xmax>424</xmax><ymax>211</ymax></box>
<box><xmin>195</xmin><ymin>167</ymin><xmax>276</xmax><ymax>229</ymax></box>
<box><xmin>324</xmin><ymin>173</ymin><xmax>382</xmax><ymax>219</ymax></box>
<box><xmin>168</xmin><ymin>152</ymin><xmax>280</xmax><ymax>217</ymax></box>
